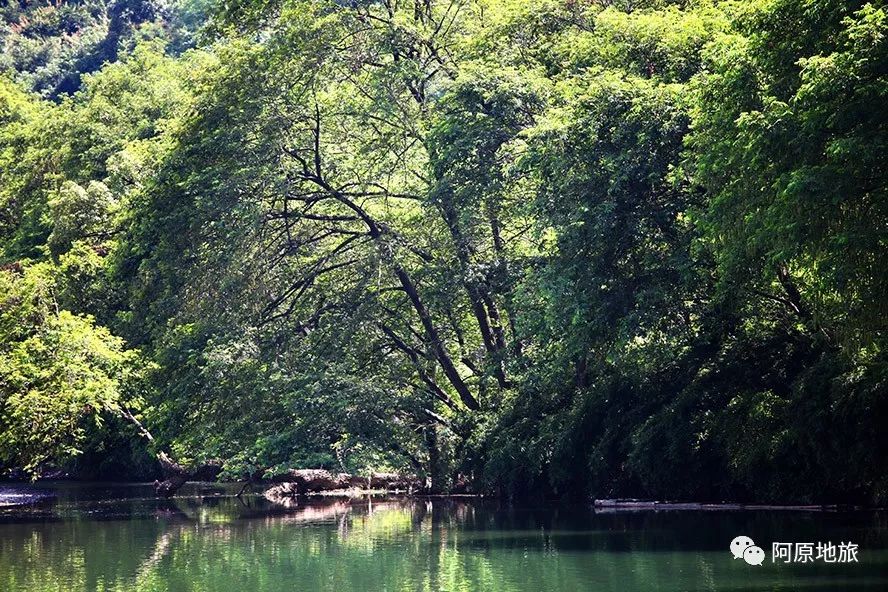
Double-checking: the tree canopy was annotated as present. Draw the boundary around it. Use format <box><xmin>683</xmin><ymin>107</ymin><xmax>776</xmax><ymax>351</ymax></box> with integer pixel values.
<box><xmin>0</xmin><ymin>0</ymin><xmax>885</xmax><ymax>503</ymax></box>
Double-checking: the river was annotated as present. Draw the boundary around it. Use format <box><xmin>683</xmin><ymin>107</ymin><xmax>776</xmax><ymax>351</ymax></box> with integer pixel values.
<box><xmin>0</xmin><ymin>482</ymin><xmax>886</xmax><ymax>591</ymax></box>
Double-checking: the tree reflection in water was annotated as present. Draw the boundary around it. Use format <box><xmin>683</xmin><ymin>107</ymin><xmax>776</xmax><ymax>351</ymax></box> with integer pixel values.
<box><xmin>2</xmin><ymin>491</ymin><xmax>888</xmax><ymax>592</ymax></box>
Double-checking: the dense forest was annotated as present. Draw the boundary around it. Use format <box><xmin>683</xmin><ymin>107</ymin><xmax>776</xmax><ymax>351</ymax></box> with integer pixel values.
<box><xmin>0</xmin><ymin>0</ymin><xmax>885</xmax><ymax>504</ymax></box>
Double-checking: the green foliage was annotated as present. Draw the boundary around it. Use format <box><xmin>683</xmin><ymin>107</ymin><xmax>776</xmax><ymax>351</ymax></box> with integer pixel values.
<box><xmin>0</xmin><ymin>0</ymin><xmax>212</xmax><ymax>97</ymax></box>
<box><xmin>0</xmin><ymin>0</ymin><xmax>884</xmax><ymax>502</ymax></box>
<box><xmin>0</xmin><ymin>76</ymin><xmax>49</xmax><ymax>261</ymax></box>
<box><xmin>0</xmin><ymin>263</ymin><xmax>142</xmax><ymax>473</ymax></box>
<box><xmin>690</xmin><ymin>0</ymin><xmax>887</xmax><ymax>348</ymax></box>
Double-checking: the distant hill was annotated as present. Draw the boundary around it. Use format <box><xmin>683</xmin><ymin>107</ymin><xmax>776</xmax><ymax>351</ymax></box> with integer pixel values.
<box><xmin>0</xmin><ymin>0</ymin><xmax>210</xmax><ymax>98</ymax></box>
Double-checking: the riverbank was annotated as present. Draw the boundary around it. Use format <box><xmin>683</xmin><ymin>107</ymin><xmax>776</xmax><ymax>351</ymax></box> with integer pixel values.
<box><xmin>5</xmin><ymin>477</ymin><xmax>883</xmax><ymax>511</ymax></box>
<box><xmin>0</xmin><ymin>486</ymin><xmax>56</xmax><ymax>507</ymax></box>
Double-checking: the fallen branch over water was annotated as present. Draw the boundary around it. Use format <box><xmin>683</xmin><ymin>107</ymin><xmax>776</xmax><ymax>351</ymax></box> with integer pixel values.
<box><xmin>0</xmin><ymin>486</ymin><xmax>56</xmax><ymax>508</ymax></box>
<box><xmin>593</xmin><ymin>499</ymin><xmax>845</xmax><ymax>512</ymax></box>
<box><xmin>153</xmin><ymin>452</ymin><xmax>223</xmax><ymax>497</ymax></box>
<box><xmin>264</xmin><ymin>469</ymin><xmax>422</xmax><ymax>502</ymax></box>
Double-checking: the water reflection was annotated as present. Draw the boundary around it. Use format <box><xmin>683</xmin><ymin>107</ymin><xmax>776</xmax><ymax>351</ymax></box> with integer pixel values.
<box><xmin>0</xmin><ymin>484</ymin><xmax>886</xmax><ymax>591</ymax></box>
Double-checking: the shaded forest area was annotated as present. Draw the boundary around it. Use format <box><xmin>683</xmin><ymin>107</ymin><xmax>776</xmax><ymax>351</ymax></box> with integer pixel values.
<box><xmin>0</xmin><ymin>0</ymin><xmax>886</xmax><ymax>503</ymax></box>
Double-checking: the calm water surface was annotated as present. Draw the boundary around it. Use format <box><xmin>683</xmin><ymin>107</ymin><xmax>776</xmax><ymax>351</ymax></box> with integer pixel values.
<box><xmin>1</xmin><ymin>483</ymin><xmax>887</xmax><ymax>591</ymax></box>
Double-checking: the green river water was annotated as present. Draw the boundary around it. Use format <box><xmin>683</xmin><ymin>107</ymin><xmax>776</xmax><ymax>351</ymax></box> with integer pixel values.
<box><xmin>1</xmin><ymin>483</ymin><xmax>886</xmax><ymax>591</ymax></box>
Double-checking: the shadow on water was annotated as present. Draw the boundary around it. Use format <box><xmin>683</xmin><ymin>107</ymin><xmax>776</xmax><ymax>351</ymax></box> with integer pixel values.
<box><xmin>0</xmin><ymin>483</ymin><xmax>886</xmax><ymax>591</ymax></box>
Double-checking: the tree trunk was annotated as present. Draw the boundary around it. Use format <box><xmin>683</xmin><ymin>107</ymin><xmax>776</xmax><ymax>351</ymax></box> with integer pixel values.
<box><xmin>437</xmin><ymin>198</ymin><xmax>509</xmax><ymax>388</ymax></box>
<box><xmin>391</xmin><ymin>263</ymin><xmax>479</xmax><ymax>410</ymax></box>
<box><xmin>424</xmin><ymin>425</ymin><xmax>444</xmax><ymax>494</ymax></box>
